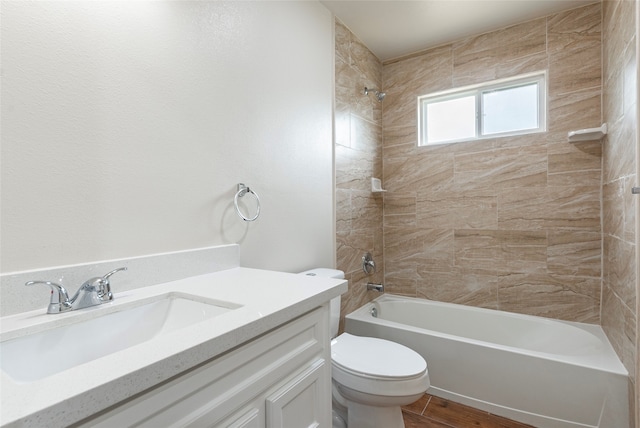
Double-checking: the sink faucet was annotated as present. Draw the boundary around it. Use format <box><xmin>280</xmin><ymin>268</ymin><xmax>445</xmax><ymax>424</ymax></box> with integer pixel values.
<box><xmin>26</xmin><ymin>267</ymin><xmax>127</xmax><ymax>314</ymax></box>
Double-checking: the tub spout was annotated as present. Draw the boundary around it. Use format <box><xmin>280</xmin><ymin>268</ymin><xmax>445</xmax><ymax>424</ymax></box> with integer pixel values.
<box><xmin>366</xmin><ymin>282</ymin><xmax>384</xmax><ymax>292</ymax></box>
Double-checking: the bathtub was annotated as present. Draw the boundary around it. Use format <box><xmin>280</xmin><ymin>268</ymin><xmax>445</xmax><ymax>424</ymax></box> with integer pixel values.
<box><xmin>345</xmin><ymin>294</ymin><xmax>629</xmax><ymax>428</ymax></box>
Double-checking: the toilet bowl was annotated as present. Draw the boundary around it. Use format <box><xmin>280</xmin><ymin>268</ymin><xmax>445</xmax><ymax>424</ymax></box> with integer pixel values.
<box><xmin>299</xmin><ymin>269</ymin><xmax>429</xmax><ymax>428</ymax></box>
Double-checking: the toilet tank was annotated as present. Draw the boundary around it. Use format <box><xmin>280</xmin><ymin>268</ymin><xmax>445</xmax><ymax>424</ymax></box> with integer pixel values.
<box><xmin>299</xmin><ymin>268</ymin><xmax>344</xmax><ymax>338</ymax></box>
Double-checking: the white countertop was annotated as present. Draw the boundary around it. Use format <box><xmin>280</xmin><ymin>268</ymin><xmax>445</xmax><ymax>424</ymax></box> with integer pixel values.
<box><xmin>0</xmin><ymin>267</ymin><xmax>347</xmax><ymax>428</ymax></box>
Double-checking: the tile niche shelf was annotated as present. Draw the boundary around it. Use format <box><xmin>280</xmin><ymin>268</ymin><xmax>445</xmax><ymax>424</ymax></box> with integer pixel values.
<box><xmin>567</xmin><ymin>123</ymin><xmax>607</xmax><ymax>143</ymax></box>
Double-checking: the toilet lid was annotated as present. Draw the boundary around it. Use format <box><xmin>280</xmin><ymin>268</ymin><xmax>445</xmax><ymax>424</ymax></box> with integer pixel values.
<box><xmin>331</xmin><ymin>333</ymin><xmax>427</xmax><ymax>379</ymax></box>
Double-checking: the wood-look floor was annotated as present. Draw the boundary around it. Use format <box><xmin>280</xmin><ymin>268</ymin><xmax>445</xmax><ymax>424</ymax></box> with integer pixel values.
<box><xmin>402</xmin><ymin>394</ymin><xmax>535</xmax><ymax>428</ymax></box>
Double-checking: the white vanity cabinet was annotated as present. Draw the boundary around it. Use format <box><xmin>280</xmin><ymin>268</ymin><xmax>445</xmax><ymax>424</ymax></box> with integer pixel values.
<box><xmin>75</xmin><ymin>307</ymin><xmax>331</xmax><ymax>428</ymax></box>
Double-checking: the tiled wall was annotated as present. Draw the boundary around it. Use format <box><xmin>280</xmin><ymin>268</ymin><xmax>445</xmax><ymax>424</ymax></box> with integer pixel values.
<box><xmin>335</xmin><ymin>20</ymin><xmax>384</xmax><ymax>331</ymax></box>
<box><xmin>381</xmin><ymin>3</ymin><xmax>603</xmax><ymax>323</ymax></box>
<box><xmin>601</xmin><ymin>0</ymin><xmax>638</xmax><ymax>424</ymax></box>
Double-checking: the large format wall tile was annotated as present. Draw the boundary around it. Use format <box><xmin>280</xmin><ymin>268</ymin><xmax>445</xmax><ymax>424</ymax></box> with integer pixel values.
<box><xmin>497</xmin><ymin>273</ymin><xmax>600</xmax><ymax>322</ymax></box>
<box><xmin>454</xmin><ymin>145</ymin><xmax>547</xmax><ymax>191</ymax></box>
<box><xmin>382</xmin><ymin>4</ymin><xmax>603</xmax><ymax>324</ymax></box>
<box><xmin>452</xmin><ymin>18</ymin><xmax>546</xmax><ymax>87</ymax></box>
<box><xmin>601</xmin><ymin>2</ymin><xmax>637</xmax><ymax>413</ymax></box>
<box><xmin>335</xmin><ymin>19</ymin><xmax>384</xmax><ymax>333</ymax></box>
<box><xmin>547</xmin><ymin>2</ymin><xmax>601</xmax><ymax>96</ymax></box>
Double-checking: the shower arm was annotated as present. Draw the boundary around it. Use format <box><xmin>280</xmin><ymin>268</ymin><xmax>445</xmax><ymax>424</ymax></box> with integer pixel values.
<box><xmin>363</xmin><ymin>86</ymin><xmax>385</xmax><ymax>102</ymax></box>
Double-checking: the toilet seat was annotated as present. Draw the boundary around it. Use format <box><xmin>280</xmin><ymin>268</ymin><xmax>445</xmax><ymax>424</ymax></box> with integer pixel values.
<box><xmin>331</xmin><ymin>333</ymin><xmax>429</xmax><ymax>397</ymax></box>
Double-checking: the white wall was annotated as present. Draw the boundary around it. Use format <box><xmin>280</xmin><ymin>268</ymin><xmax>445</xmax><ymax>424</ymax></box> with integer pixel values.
<box><xmin>0</xmin><ymin>1</ymin><xmax>335</xmax><ymax>274</ymax></box>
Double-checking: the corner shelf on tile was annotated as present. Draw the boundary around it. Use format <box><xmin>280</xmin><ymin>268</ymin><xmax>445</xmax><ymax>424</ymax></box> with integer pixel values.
<box><xmin>567</xmin><ymin>123</ymin><xmax>607</xmax><ymax>143</ymax></box>
<box><xmin>371</xmin><ymin>178</ymin><xmax>386</xmax><ymax>193</ymax></box>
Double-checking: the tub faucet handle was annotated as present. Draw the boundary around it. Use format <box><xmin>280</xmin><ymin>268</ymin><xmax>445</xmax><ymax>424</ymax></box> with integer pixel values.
<box><xmin>362</xmin><ymin>252</ymin><xmax>376</xmax><ymax>275</ymax></box>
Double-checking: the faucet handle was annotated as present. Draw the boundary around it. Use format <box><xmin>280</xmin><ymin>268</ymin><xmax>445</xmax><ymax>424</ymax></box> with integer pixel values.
<box><xmin>102</xmin><ymin>267</ymin><xmax>127</xmax><ymax>281</ymax></box>
<box><xmin>25</xmin><ymin>280</ymin><xmax>73</xmax><ymax>314</ymax></box>
<box><xmin>97</xmin><ymin>267</ymin><xmax>127</xmax><ymax>301</ymax></box>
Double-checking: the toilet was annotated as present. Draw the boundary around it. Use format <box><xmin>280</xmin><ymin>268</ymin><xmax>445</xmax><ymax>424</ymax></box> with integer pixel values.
<box><xmin>300</xmin><ymin>269</ymin><xmax>429</xmax><ymax>428</ymax></box>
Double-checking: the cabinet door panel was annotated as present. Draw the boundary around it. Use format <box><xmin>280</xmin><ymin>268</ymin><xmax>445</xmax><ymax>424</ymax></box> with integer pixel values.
<box><xmin>266</xmin><ymin>359</ymin><xmax>329</xmax><ymax>428</ymax></box>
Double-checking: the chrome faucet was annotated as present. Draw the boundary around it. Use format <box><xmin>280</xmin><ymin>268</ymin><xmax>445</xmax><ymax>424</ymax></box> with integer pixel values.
<box><xmin>26</xmin><ymin>267</ymin><xmax>127</xmax><ymax>314</ymax></box>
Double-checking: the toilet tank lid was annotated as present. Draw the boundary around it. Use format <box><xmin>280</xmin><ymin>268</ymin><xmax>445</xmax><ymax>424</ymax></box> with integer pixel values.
<box><xmin>299</xmin><ymin>268</ymin><xmax>345</xmax><ymax>279</ymax></box>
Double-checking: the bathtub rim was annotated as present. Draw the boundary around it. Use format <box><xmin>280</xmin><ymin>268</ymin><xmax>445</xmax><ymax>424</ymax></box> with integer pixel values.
<box><xmin>346</xmin><ymin>294</ymin><xmax>627</xmax><ymax>377</ymax></box>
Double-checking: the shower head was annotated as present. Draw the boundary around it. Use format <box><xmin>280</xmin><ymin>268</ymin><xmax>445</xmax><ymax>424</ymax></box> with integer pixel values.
<box><xmin>364</xmin><ymin>86</ymin><xmax>386</xmax><ymax>102</ymax></box>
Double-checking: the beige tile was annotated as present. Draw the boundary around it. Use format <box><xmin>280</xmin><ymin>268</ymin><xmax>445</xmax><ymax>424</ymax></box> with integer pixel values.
<box><xmin>415</xmin><ymin>228</ymin><xmax>455</xmax><ymax>273</ymax></box>
<box><xmin>382</xmin><ymin>45</ymin><xmax>453</xmax><ymax>130</ymax></box>
<box><xmin>547</xmin><ymin>2</ymin><xmax>601</xmax><ymax>95</ymax></box>
<box><xmin>384</xmin><ymin>126</ymin><xmax>417</xmax><ymax>149</ymax></box>
<box><xmin>417</xmin><ymin>192</ymin><xmax>498</xmax><ymax>230</ymax></box>
<box><xmin>335</xmin><ymin>144</ymin><xmax>373</xmax><ymax>192</ymax></box>
<box><xmin>337</xmin><ymin>229</ymin><xmax>375</xmax><ymax>275</ymax></box>
<box><xmin>422</xmin><ymin>138</ymin><xmax>498</xmax><ymax>155</ymax></box>
<box><xmin>498</xmin><ymin>273</ymin><xmax>600</xmax><ymax>323</ymax></box>
<box><xmin>604</xmin><ymin>65</ymin><xmax>624</xmax><ymax>124</ymax></box>
<box><xmin>384</xmin><ymin>152</ymin><xmax>454</xmax><ymax>193</ymax></box>
<box><xmin>548</xmin><ymin>168</ymin><xmax>602</xmax><ymax>187</ymax></box>
<box><xmin>454</xmin><ymin>229</ymin><xmax>501</xmax><ymax>276</ymax></box>
<box><xmin>548</xmin><ymin>87</ymin><xmax>602</xmax><ymax>133</ymax></box>
<box><xmin>335</xmin><ymin>56</ymin><xmax>354</xmax><ymax>115</ymax></box>
<box><xmin>549</xmin><ymin>41</ymin><xmax>601</xmax><ymax>96</ymax></box>
<box><xmin>547</xmin><ymin>140</ymin><xmax>602</xmax><ymax>187</ymax></box>
<box><xmin>452</xmin><ymin>55</ymin><xmax>499</xmax><ymax>87</ymax></box>
<box><xmin>547</xmin><ymin>3</ymin><xmax>601</xmax><ymax>46</ymax></box>
<box><xmin>498</xmin><ymin>186</ymin><xmax>600</xmax><ymax>230</ymax></box>
<box><xmin>384</xmin><ymin>142</ymin><xmax>416</xmax><ymax>160</ymax></box>
<box><xmin>382</xmin><ymin>276</ymin><xmax>417</xmax><ymax>297</ymax></box>
<box><xmin>416</xmin><ymin>270</ymin><xmax>498</xmax><ymax>310</ymax></box>
<box><xmin>603</xmin><ymin>179</ymin><xmax>625</xmax><ymax>239</ymax></box>
<box><xmin>623</xmin><ymin>43</ymin><xmax>637</xmax><ymax>115</ymax></box>
<box><xmin>603</xmin><ymin>107</ymin><xmax>636</xmax><ymax>182</ymax></box>
<box><xmin>623</xmin><ymin>176</ymin><xmax>636</xmax><ymax>243</ymax></box>
<box><xmin>350</xmin><ymin>115</ymin><xmax>382</xmax><ymax>153</ymax></box>
<box><xmin>383</xmin><ymin>214</ymin><xmax>417</xmax><ymax>228</ymax></box>
<box><xmin>351</xmin><ymin>35</ymin><xmax>382</xmax><ymax>89</ymax></box>
<box><xmin>383</xmin><ymin>194</ymin><xmax>417</xmax><ymax>227</ymax></box>
<box><xmin>339</xmin><ymin>3</ymin><xmax>614</xmax><ymax>328</ymax></box>
<box><xmin>383</xmin><ymin>225</ymin><xmax>429</xmax><ymax>259</ymax></box>
<box><xmin>339</xmin><ymin>269</ymin><xmax>381</xmax><ymax>333</ymax></box>
<box><xmin>497</xmin><ymin>230</ymin><xmax>548</xmax><ymax>275</ymax></box>
<box><xmin>602</xmin><ymin>286</ymin><xmax>636</xmax><ymax>378</ymax></box>
<box><xmin>383</xmin><ymin>44</ymin><xmax>453</xmax><ymax>93</ymax></box>
<box><xmin>605</xmin><ymin>235</ymin><xmax>636</xmax><ymax>309</ymax></box>
<box><xmin>384</xmin><ymin>227</ymin><xmax>453</xmax><ymax>279</ymax></box>
<box><xmin>335</xmin><ymin>19</ymin><xmax>351</xmax><ymax>64</ymax></box>
<box><xmin>496</xmin><ymin>51</ymin><xmax>548</xmax><ymax>81</ymax></box>
<box><xmin>453</xmin><ymin>17</ymin><xmax>546</xmax><ymax>85</ymax></box>
<box><xmin>335</xmin><ymin>105</ymin><xmax>351</xmax><ymax>148</ymax></box>
<box><xmin>454</xmin><ymin>145</ymin><xmax>547</xmax><ymax>191</ymax></box>
<box><xmin>603</xmin><ymin>0</ymin><xmax>635</xmax><ymax>82</ymax></box>
<box><xmin>547</xmin><ymin>230</ymin><xmax>601</xmax><ymax>277</ymax></box>
<box><xmin>336</xmin><ymin>189</ymin><xmax>351</xmax><ymax>233</ymax></box>
<box><xmin>351</xmin><ymin>190</ymin><xmax>382</xmax><ymax>231</ymax></box>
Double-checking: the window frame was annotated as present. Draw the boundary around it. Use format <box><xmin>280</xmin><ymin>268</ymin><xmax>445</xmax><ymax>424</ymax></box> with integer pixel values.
<box><xmin>417</xmin><ymin>71</ymin><xmax>547</xmax><ymax>146</ymax></box>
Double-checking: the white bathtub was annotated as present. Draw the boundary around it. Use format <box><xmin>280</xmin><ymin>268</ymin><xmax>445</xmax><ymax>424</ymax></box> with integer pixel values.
<box><xmin>345</xmin><ymin>294</ymin><xmax>629</xmax><ymax>428</ymax></box>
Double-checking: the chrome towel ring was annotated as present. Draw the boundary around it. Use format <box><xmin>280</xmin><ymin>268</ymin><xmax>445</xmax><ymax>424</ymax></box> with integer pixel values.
<box><xmin>234</xmin><ymin>183</ymin><xmax>261</xmax><ymax>222</ymax></box>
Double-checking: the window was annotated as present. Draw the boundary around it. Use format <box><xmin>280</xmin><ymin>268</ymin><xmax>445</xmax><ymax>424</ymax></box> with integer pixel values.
<box><xmin>418</xmin><ymin>72</ymin><xmax>546</xmax><ymax>146</ymax></box>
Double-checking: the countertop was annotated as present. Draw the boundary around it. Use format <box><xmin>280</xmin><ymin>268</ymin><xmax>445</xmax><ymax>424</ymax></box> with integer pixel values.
<box><xmin>0</xmin><ymin>267</ymin><xmax>347</xmax><ymax>428</ymax></box>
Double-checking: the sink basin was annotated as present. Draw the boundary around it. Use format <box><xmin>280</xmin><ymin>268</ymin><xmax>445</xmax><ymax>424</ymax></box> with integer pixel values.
<box><xmin>0</xmin><ymin>293</ymin><xmax>241</xmax><ymax>383</ymax></box>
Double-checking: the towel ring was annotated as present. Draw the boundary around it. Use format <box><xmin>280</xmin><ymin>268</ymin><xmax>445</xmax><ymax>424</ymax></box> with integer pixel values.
<box><xmin>234</xmin><ymin>183</ymin><xmax>261</xmax><ymax>222</ymax></box>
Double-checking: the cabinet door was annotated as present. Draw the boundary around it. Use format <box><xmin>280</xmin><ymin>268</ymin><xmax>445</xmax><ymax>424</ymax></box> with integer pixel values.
<box><xmin>266</xmin><ymin>359</ymin><xmax>329</xmax><ymax>428</ymax></box>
